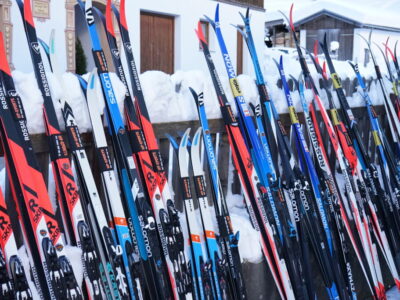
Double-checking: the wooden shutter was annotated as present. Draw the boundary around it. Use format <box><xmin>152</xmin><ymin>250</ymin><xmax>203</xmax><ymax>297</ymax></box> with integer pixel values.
<box><xmin>140</xmin><ymin>12</ymin><xmax>174</xmax><ymax>74</ymax></box>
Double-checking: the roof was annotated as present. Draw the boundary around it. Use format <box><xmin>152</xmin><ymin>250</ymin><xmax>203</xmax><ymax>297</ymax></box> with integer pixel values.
<box><xmin>265</xmin><ymin>0</ymin><xmax>400</xmax><ymax>32</ymax></box>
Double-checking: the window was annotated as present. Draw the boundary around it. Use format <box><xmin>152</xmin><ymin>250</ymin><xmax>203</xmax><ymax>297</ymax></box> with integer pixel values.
<box><xmin>140</xmin><ymin>12</ymin><xmax>175</xmax><ymax>74</ymax></box>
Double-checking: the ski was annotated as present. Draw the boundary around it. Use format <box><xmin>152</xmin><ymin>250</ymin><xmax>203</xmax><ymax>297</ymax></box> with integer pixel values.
<box><xmin>178</xmin><ymin>128</ymin><xmax>213</xmax><ymax>300</ymax></box>
<box><xmin>0</xmin><ymin>186</ymin><xmax>32</xmax><ymax>300</ymax></box>
<box><xmin>190</xmin><ymin>126</ymin><xmax>224</xmax><ymax>299</ymax></box>
<box><xmin>190</xmin><ymin>88</ymin><xmax>246</xmax><ymax>300</ymax></box>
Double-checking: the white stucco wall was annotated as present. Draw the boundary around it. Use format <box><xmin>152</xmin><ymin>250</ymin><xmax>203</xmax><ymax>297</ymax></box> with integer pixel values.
<box><xmin>11</xmin><ymin>0</ymin><xmax>67</xmax><ymax>73</ymax></box>
<box><xmin>122</xmin><ymin>0</ymin><xmax>267</xmax><ymax>77</ymax></box>
<box><xmin>353</xmin><ymin>28</ymin><xmax>400</xmax><ymax>66</ymax></box>
<box><xmin>11</xmin><ymin>0</ymin><xmax>267</xmax><ymax>77</ymax></box>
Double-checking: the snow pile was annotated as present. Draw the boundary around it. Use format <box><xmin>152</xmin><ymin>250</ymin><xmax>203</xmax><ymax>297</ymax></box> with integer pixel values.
<box><xmin>12</xmin><ymin>70</ymin><xmax>126</xmax><ymax>134</ymax></box>
<box><xmin>12</xmin><ymin>52</ymin><xmax>389</xmax><ymax>134</ymax></box>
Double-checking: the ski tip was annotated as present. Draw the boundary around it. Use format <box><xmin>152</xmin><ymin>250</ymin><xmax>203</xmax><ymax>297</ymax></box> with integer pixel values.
<box><xmin>76</xmin><ymin>0</ymin><xmax>85</xmax><ymax>10</ymax></box>
<box><xmin>384</xmin><ymin>41</ymin><xmax>396</xmax><ymax>62</ymax></box>
<box><xmin>246</xmin><ymin>7</ymin><xmax>250</xmax><ymax>19</ymax></box>
<box><xmin>322</xmin><ymin>61</ymin><xmax>327</xmax><ymax>75</ymax></box>
<box><xmin>120</xmin><ymin>0</ymin><xmax>128</xmax><ymax>30</ymax></box>
<box><xmin>0</xmin><ymin>32</ymin><xmax>11</xmax><ymax>76</ymax></box>
<box><xmin>38</xmin><ymin>38</ymin><xmax>49</xmax><ymax>55</ymax></box>
<box><xmin>215</xmin><ymin>3</ymin><xmax>220</xmax><ymax>24</ymax></box>
<box><xmin>88</xmin><ymin>68</ymin><xmax>98</xmax><ymax>90</ymax></box>
<box><xmin>289</xmin><ymin>3</ymin><xmax>295</xmax><ymax>32</ymax></box>
<box><xmin>193</xmin><ymin>127</ymin><xmax>202</xmax><ymax>146</ymax></box>
<box><xmin>180</xmin><ymin>128</ymin><xmax>191</xmax><ymax>148</ymax></box>
<box><xmin>279</xmin><ymin>55</ymin><xmax>283</xmax><ymax>67</ymax></box>
<box><xmin>106</xmin><ymin>0</ymin><xmax>115</xmax><ymax>37</ymax></box>
<box><xmin>313</xmin><ymin>40</ymin><xmax>319</xmax><ymax>58</ymax></box>
<box><xmin>189</xmin><ymin>87</ymin><xmax>198</xmax><ymax>100</ymax></box>
<box><xmin>347</xmin><ymin>60</ymin><xmax>356</xmax><ymax>69</ymax></box>
<box><xmin>248</xmin><ymin>102</ymin><xmax>255</xmax><ymax>113</ymax></box>
<box><xmin>49</xmin><ymin>29</ymin><xmax>55</xmax><ymax>55</ymax></box>
<box><xmin>368</xmin><ymin>29</ymin><xmax>372</xmax><ymax>44</ymax></box>
<box><xmin>165</xmin><ymin>134</ymin><xmax>179</xmax><ymax>150</ymax></box>
<box><xmin>323</xmin><ymin>33</ymin><xmax>328</xmax><ymax>49</ymax></box>
<box><xmin>196</xmin><ymin>20</ymin><xmax>207</xmax><ymax>44</ymax></box>
<box><xmin>76</xmin><ymin>74</ymin><xmax>88</xmax><ymax>91</ymax></box>
<box><xmin>234</xmin><ymin>25</ymin><xmax>246</xmax><ymax>39</ymax></box>
<box><xmin>24</xmin><ymin>0</ymin><xmax>35</xmax><ymax>28</ymax></box>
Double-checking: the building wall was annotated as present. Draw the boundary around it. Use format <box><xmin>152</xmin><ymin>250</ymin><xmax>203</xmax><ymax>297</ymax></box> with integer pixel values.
<box><xmin>123</xmin><ymin>0</ymin><xmax>266</xmax><ymax>77</ymax></box>
<box><xmin>11</xmin><ymin>0</ymin><xmax>267</xmax><ymax>78</ymax></box>
<box><xmin>11</xmin><ymin>0</ymin><xmax>67</xmax><ymax>72</ymax></box>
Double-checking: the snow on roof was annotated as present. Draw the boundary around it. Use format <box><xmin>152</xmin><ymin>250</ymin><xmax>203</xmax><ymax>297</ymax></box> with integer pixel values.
<box><xmin>265</xmin><ymin>0</ymin><xmax>400</xmax><ymax>31</ymax></box>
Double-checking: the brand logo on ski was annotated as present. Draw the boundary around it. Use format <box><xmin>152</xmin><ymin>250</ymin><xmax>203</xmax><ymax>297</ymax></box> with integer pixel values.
<box><xmin>86</xmin><ymin>8</ymin><xmax>95</xmax><ymax>25</ymax></box>
<box><xmin>124</xmin><ymin>42</ymin><xmax>132</xmax><ymax>53</ymax></box>
<box><xmin>198</xmin><ymin>92</ymin><xmax>204</xmax><ymax>106</ymax></box>
<box><xmin>30</xmin><ymin>42</ymin><xmax>40</xmax><ymax>54</ymax></box>
<box><xmin>111</xmin><ymin>48</ymin><xmax>120</xmax><ymax>59</ymax></box>
<box><xmin>7</xmin><ymin>90</ymin><xmax>17</xmax><ymax>97</ymax></box>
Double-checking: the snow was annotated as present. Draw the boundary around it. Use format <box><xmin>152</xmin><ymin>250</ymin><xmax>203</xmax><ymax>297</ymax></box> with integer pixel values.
<box><xmin>12</xmin><ymin>70</ymin><xmax>126</xmax><ymax>134</ymax></box>
<box><xmin>12</xmin><ymin>48</ymin><xmax>391</xmax><ymax>134</ymax></box>
<box><xmin>224</xmin><ymin>154</ymin><xmax>263</xmax><ymax>264</ymax></box>
<box><xmin>387</xmin><ymin>286</ymin><xmax>400</xmax><ymax>299</ymax></box>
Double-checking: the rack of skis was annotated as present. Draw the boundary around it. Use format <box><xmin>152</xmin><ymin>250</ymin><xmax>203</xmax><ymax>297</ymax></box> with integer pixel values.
<box><xmin>0</xmin><ymin>0</ymin><xmax>400</xmax><ymax>299</ymax></box>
